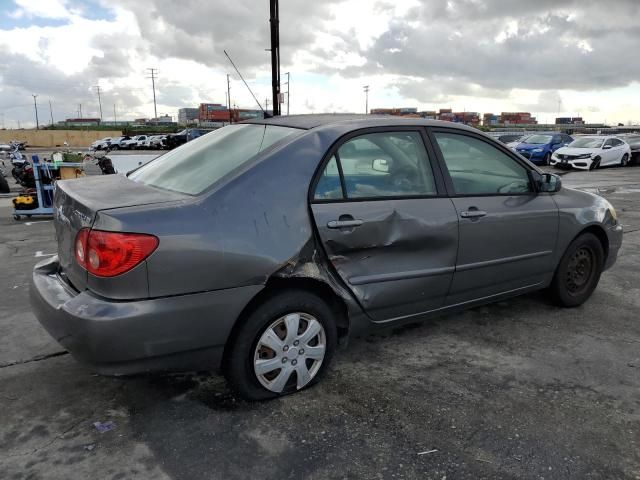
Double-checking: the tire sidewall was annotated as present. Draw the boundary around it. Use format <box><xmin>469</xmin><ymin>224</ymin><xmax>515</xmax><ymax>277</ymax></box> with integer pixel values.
<box><xmin>551</xmin><ymin>232</ymin><xmax>604</xmax><ymax>307</ymax></box>
<box><xmin>225</xmin><ymin>290</ymin><xmax>338</xmax><ymax>401</ymax></box>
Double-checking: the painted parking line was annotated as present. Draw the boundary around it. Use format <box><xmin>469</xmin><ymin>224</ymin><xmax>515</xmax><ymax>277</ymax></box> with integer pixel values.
<box><xmin>25</xmin><ymin>220</ymin><xmax>52</xmax><ymax>226</ymax></box>
<box><xmin>34</xmin><ymin>251</ymin><xmax>56</xmax><ymax>257</ymax></box>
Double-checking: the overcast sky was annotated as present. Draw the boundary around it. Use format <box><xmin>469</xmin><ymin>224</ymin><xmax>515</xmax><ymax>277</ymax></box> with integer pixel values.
<box><xmin>1</xmin><ymin>0</ymin><xmax>640</xmax><ymax>128</ymax></box>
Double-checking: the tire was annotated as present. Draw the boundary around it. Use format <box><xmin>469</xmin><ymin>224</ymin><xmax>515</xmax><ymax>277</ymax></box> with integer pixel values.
<box><xmin>0</xmin><ymin>173</ymin><xmax>9</xmax><ymax>194</ymax></box>
<box><xmin>543</xmin><ymin>152</ymin><xmax>551</xmax><ymax>166</ymax></box>
<box><xmin>621</xmin><ymin>153</ymin><xmax>629</xmax><ymax>167</ymax></box>
<box><xmin>550</xmin><ymin>232</ymin><xmax>604</xmax><ymax>308</ymax></box>
<box><xmin>224</xmin><ymin>290</ymin><xmax>337</xmax><ymax>401</ymax></box>
<box><xmin>589</xmin><ymin>157</ymin><xmax>601</xmax><ymax>171</ymax></box>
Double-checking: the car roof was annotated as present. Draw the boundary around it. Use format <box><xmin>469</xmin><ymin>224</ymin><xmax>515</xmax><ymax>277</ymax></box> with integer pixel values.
<box><xmin>243</xmin><ymin>113</ymin><xmax>480</xmax><ymax>133</ymax></box>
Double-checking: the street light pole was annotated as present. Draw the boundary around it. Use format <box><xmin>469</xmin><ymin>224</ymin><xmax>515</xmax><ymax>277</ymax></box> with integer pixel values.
<box><xmin>147</xmin><ymin>68</ymin><xmax>158</xmax><ymax>121</ymax></box>
<box><xmin>283</xmin><ymin>71</ymin><xmax>290</xmax><ymax>115</ymax></box>
<box><xmin>363</xmin><ymin>85</ymin><xmax>369</xmax><ymax>114</ymax></box>
<box><xmin>32</xmin><ymin>94</ymin><xmax>39</xmax><ymax>129</ymax></box>
<box><xmin>269</xmin><ymin>0</ymin><xmax>281</xmax><ymax>116</ymax></box>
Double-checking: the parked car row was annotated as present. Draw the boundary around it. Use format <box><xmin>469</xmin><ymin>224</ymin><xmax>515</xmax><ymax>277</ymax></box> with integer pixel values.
<box><xmin>90</xmin><ymin>135</ymin><xmax>167</xmax><ymax>151</ymax></box>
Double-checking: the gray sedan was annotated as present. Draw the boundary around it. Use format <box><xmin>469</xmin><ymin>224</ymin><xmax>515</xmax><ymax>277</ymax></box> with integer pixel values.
<box><xmin>31</xmin><ymin>115</ymin><xmax>623</xmax><ymax>400</ymax></box>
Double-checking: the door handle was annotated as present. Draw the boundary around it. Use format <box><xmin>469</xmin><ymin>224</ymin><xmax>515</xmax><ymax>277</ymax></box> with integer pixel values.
<box><xmin>460</xmin><ymin>209</ymin><xmax>487</xmax><ymax>219</ymax></box>
<box><xmin>327</xmin><ymin>219</ymin><xmax>364</xmax><ymax>229</ymax></box>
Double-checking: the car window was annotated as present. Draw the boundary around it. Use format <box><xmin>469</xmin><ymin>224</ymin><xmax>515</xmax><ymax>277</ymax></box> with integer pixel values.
<box><xmin>434</xmin><ymin>132</ymin><xmax>532</xmax><ymax>196</ymax></box>
<box><xmin>612</xmin><ymin>139</ymin><xmax>623</xmax><ymax>147</ymax></box>
<box><xmin>334</xmin><ymin>132</ymin><xmax>436</xmax><ymax>199</ymax></box>
<box><xmin>130</xmin><ymin>124</ymin><xmax>302</xmax><ymax>195</ymax></box>
<box><xmin>314</xmin><ymin>156</ymin><xmax>343</xmax><ymax>200</ymax></box>
<box><xmin>604</xmin><ymin>139</ymin><xmax>614</xmax><ymax>147</ymax></box>
<box><xmin>552</xmin><ymin>136</ymin><xmax>562</xmax><ymax>144</ymax></box>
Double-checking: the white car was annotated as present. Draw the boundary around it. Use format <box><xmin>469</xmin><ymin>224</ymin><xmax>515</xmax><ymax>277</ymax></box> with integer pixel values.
<box><xmin>144</xmin><ymin>135</ymin><xmax>165</xmax><ymax>149</ymax></box>
<box><xmin>551</xmin><ymin>135</ymin><xmax>631</xmax><ymax>170</ymax></box>
<box><xmin>121</xmin><ymin>135</ymin><xmax>146</xmax><ymax>149</ymax></box>
<box><xmin>90</xmin><ymin>137</ymin><xmax>112</xmax><ymax>150</ymax></box>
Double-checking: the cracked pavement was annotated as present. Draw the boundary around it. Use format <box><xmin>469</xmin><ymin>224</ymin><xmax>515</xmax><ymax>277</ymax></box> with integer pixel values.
<box><xmin>0</xmin><ymin>165</ymin><xmax>639</xmax><ymax>479</ymax></box>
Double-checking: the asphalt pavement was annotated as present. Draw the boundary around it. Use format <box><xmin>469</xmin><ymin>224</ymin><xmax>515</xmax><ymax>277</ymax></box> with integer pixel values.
<box><xmin>1</xmin><ymin>164</ymin><xmax>639</xmax><ymax>479</ymax></box>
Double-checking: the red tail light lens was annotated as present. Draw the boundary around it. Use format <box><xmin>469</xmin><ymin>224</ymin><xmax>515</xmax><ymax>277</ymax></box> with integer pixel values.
<box><xmin>74</xmin><ymin>228</ymin><xmax>159</xmax><ymax>277</ymax></box>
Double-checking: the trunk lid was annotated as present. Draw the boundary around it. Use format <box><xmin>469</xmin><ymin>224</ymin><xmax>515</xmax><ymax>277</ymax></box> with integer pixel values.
<box><xmin>54</xmin><ymin>174</ymin><xmax>185</xmax><ymax>291</ymax></box>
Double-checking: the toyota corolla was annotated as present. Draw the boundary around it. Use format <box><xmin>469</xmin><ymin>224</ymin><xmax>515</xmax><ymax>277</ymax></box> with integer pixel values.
<box><xmin>31</xmin><ymin>115</ymin><xmax>623</xmax><ymax>400</ymax></box>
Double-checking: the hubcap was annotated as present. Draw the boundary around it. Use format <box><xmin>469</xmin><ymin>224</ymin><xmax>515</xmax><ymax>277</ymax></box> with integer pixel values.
<box><xmin>565</xmin><ymin>246</ymin><xmax>594</xmax><ymax>295</ymax></box>
<box><xmin>253</xmin><ymin>312</ymin><xmax>326</xmax><ymax>393</ymax></box>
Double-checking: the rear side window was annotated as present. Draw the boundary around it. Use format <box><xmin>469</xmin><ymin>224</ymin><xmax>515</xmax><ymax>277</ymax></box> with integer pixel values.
<box><xmin>130</xmin><ymin>124</ymin><xmax>301</xmax><ymax>195</ymax></box>
<box><xmin>314</xmin><ymin>131</ymin><xmax>436</xmax><ymax>200</ymax></box>
<box><xmin>434</xmin><ymin>132</ymin><xmax>532</xmax><ymax>196</ymax></box>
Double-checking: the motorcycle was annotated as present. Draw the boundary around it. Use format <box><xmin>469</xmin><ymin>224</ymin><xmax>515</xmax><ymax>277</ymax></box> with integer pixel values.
<box><xmin>83</xmin><ymin>150</ymin><xmax>116</xmax><ymax>175</ymax></box>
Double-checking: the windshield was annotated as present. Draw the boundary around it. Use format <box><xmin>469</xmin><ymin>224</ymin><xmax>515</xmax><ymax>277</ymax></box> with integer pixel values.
<box><xmin>522</xmin><ymin>135</ymin><xmax>552</xmax><ymax>145</ymax></box>
<box><xmin>129</xmin><ymin>124</ymin><xmax>301</xmax><ymax>195</ymax></box>
<box><xmin>569</xmin><ymin>137</ymin><xmax>604</xmax><ymax>148</ymax></box>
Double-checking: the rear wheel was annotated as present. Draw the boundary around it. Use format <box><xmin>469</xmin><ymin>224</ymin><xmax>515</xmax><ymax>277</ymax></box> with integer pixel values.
<box><xmin>621</xmin><ymin>153</ymin><xmax>629</xmax><ymax>167</ymax></box>
<box><xmin>224</xmin><ymin>290</ymin><xmax>337</xmax><ymax>401</ymax></box>
<box><xmin>550</xmin><ymin>232</ymin><xmax>604</xmax><ymax>307</ymax></box>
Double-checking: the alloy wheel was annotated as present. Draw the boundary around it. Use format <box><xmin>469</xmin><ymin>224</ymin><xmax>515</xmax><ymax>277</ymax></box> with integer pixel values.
<box><xmin>253</xmin><ymin>312</ymin><xmax>326</xmax><ymax>393</ymax></box>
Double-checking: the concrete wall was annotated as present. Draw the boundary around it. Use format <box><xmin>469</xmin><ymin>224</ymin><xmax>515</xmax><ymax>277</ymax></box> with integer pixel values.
<box><xmin>0</xmin><ymin>130</ymin><xmax>122</xmax><ymax>148</ymax></box>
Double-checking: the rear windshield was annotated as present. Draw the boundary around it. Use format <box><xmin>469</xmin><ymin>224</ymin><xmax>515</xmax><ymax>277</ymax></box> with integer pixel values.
<box><xmin>129</xmin><ymin>124</ymin><xmax>301</xmax><ymax>195</ymax></box>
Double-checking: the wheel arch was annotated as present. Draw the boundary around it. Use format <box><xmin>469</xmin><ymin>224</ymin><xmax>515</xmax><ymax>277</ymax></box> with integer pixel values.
<box><xmin>222</xmin><ymin>275</ymin><xmax>351</xmax><ymax>369</ymax></box>
<box><xmin>574</xmin><ymin>224</ymin><xmax>609</xmax><ymax>263</ymax></box>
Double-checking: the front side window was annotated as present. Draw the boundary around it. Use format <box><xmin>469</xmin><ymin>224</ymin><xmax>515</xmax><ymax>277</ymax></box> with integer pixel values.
<box><xmin>130</xmin><ymin>124</ymin><xmax>301</xmax><ymax>195</ymax></box>
<box><xmin>434</xmin><ymin>132</ymin><xmax>532</xmax><ymax>195</ymax></box>
<box><xmin>314</xmin><ymin>156</ymin><xmax>343</xmax><ymax>200</ymax></box>
<box><xmin>336</xmin><ymin>132</ymin><xmax>436</xmax><ymax>198</ymax></box>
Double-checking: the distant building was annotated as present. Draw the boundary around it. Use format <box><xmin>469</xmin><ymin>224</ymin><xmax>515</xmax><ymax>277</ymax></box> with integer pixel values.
<box><xmin>59</xmin><ymin>118</ymin><xmax>101</xmax><ymax>127</ymax></box>
<box><xmin>483</xmin><ymin>113</ymin><xmax>499</xmax><ymax>126</ymax></box>
<box><xmin>499</xmin><ymin>112</ymin><xmax>537</xmax><ymax>125</ymax></box>
<box><xmin>178</xmin><ymin>108</ymin><xmax>199</xmax><ymax>125</ymax></box>
<box><xmin>556</xmin><ymin>117</ymin><xmax>584</xmax><ymax>125</ymax></box>
<box><xmin>149</xmin><ymin>115</ymin><xmax>173</xmax><ymax>124</ymax></box>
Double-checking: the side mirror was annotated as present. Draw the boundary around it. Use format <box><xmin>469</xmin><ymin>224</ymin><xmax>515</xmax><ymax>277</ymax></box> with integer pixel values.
<box><xmin>603</xmin><ymin>144</ymin><xmax>612</xmax><ymax>150</ymax></box>
<box><xmin>372</xmin><ymin>158</ymin><xmax>389</xmax><ymax>173</ymax></box>
<box><xmin>538</xmin><ymin>172</ymin><xmax>562</xmax><ymax>193</ymax></box>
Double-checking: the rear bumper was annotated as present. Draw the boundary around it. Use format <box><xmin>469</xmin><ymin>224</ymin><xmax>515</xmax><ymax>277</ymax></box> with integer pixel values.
<box><xmin>30</xmin><ymin>256</ymin><xmax>263</xmax><ymax>375</ymax></box>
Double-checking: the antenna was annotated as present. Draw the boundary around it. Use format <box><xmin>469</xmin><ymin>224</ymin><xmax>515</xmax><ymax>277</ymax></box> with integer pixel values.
<box><xmin>223</xmin><ymin>50</ymin><xmax>267</xmax><ymax>116</ymax></box>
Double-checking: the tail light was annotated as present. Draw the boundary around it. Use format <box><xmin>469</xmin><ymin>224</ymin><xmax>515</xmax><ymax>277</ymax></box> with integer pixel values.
<box><xmin>75</xmin><ymin>228</ymin><xmax>158</xmax><ymax>277</ymax></box>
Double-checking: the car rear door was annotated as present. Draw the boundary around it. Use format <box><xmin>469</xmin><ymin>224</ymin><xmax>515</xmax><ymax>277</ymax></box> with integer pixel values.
<box><xmin>310</xmin><ymin>128</ymin><xmax>459</xmax><ymax>322</ymax></box>
<box><xmin>429</xmin><ymin>129</ymin><xmax>558</xmax><ymax>306</ymax></box>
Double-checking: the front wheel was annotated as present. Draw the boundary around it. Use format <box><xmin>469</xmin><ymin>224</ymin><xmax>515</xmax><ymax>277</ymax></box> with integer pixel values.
<box><xmin>543</xmin><ymin>152</ymin><xmax>551</xmax><ymax>166</ymax></box>
<box><xmin>549</xmin><ymin>232</ymin><xmax>604</xmax><ymax>307</ymax></box>
<box><xmin>224</xmin><ymin>290</ymin><xmax>337</xmax><ymax>401</ymax></box>
<box><xmin>621</xmin><ymin>153</ymin><xmax>629</xmax><ymax>167</ymax></box>
<box><xmin>589</xmin><ymin>157</ymin><xmax>601</xmax><ymax>170</ymax></box>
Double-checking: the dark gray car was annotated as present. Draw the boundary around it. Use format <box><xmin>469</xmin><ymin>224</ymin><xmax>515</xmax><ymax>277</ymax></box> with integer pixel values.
<box><xmin>31</xmin><ymin>115</ymin><xmax>623</xmax><ymax>400</ymax></box>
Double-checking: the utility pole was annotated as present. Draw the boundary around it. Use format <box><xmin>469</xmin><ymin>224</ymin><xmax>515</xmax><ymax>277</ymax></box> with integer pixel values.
<box><xmin>227</xmin><ymin>74</ymin><xmax>232</xmax><ymax>124</ymax></box>
<box><xmin>93</xmin><ymin>85</ymin><xmax>103</xmax><ymax>122</ymax></box>
<box><xmin>265</xmin><ymin>98</ymin><xmax>270</xmax><ymax>112</ymax></box>
<box><xmin>79</xmin><ymin>103</ymin><xmax>83</xmax><ymax>118</ymax></box>
<box><xmin>146</xmin><ymin>68</ymin><xmax>158</xmax><ymax>120</ymax></box>
<box><xmin>113</xmin><ymin>104</ymin><xmax>117</xmax><ymax>124</ymax></box>
<box><xmin>283</xmin><ymin>71</ymin><xmax>290</xmax><ymax>115</ymax></box>
<box><xmin>363</xmin><ymin>85</ymin><xmax>369</xmax><ymax>114</ymax></box>
<box><xmin>32</xmin><ymin>94</ymin><xmax>39</xmax><ymax>129</ymax></box>
<box><xmin>269</xmin><ymin>0</ymin><xmax>281</xmax><ymax>116</ymax></box>
<box><xmin>48</xmin><ymin>100</ymin><xmax>54</xmax><ymax>125</ymax></box>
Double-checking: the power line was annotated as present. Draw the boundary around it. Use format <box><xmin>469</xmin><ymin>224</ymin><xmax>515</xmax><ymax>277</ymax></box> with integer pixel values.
<box><xmin>363</xmin><ymin>85</ymin><xmax>369</xmax><ymax>114</ymax></box>
<box><xmin>146</xmin><ymin>68</ymin><xmax>158</xmax><ymax>120</ymax></box>
<box><xmin>32</xmin><ymin>94</ymin><xmax>39</xmax><ymax>129</ymax></box>
<box><xmin>93</xmin><ymin>85</ymin><xmax>103</xmax><ymax>122</ymax></box>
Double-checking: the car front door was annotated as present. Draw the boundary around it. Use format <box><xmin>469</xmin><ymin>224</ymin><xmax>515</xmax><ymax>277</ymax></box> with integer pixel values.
<box><xmin>310</xmin><ymin>129</ymin><xmax>459</xmax><ymax>322</ymax></box>
<box><xmin>429</xmin><ymin>129</ymin><xmax>559</xmax><ymax>307</ymax></box>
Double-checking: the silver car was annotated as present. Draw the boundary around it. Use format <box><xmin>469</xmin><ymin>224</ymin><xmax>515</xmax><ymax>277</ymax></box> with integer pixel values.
<box><xmin>31</xmin><ymin>115</ymin><xmax>622</xmax><ymax>400</ymax></box>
